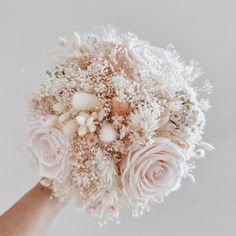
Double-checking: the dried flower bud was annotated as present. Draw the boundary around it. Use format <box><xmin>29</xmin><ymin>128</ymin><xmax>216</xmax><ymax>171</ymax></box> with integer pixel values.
<box><xmin>79</xmin><ymin>111</ymin><xmax>90</xmax><ymax>119</ymax></box>
<box><xmin>72</xmin><ymin>92</ymin><xmax>99</xmax><ymax>111</ymax></box>
<box><xmin>78</xmin><ymin>124</ymin><xmax>88</xmax><ymax>136</ymax></box>
<box><xmin>91</xmin><ymin>112</ymin><xmax>98</xmax><ymax>120</ymax></box>
<box><xmin>199</xmin><ymin>142</ymin><xmax>215</xmax><ymax>151</ymax></box>
<box><xmin>76</xmin><ymin>115</ymin><xmax>86</xmax><ymax>125</ymax></box>
<box><xmin>53</xmin><ymin>102</ymin><xmax>67</xmax><ymax>114</ymax></box>
<box><xmin>72</xmin><ymin>32</ymin><xmax>81</xmax><ymax>50</ymax></box>
<box><xmin>86</xmin><ymin>116</ymin><xmax>94</xmax><ymax>126</ymax></box>
<box><xmin>63</xmin><ymin>119</ymin><xmax>78</xmax><ymax>136</ymax></box>
<box><xmin>98</xmin><ymin>110</ymin><xmax>105</xmax><ymax>121</ymax></box>
<box><xmin>88</xmin><ymin>123</ymin><xmax>97</xmax><ymax>133</ymax></box>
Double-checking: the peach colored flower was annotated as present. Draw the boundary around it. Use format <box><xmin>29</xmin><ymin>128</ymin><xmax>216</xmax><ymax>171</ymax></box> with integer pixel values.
<box><xmin>121</xmin><ymin>138</ymin><xmax>188</xmax><ymax>201</ymax></box>
<box><xmin>28</xmin><ymin>121</ymin><xmax>72</xmax><ymax>180</ymax></box>
<box><xmin>111</xmin><ymin>97</ymin><xmax>129</xmax><ymax>115</ymax></box>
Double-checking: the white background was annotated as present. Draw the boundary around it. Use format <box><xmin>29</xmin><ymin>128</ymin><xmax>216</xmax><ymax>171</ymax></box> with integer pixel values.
<box><xmin>0</xmin><ymin>0</ymin><xmax>235</xmax><ymax>235</ymax></box>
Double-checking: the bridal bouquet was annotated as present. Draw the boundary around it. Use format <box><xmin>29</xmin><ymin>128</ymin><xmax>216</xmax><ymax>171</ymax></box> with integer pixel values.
<box><xmin>27</xmin><ymin>26</ymin><xmax>213</xmax><ymax>225</ymax></box>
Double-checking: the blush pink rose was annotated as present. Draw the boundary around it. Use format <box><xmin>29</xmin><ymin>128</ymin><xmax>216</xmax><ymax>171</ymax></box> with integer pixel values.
<box><xmin>121</xmin><ymin>138</ymin><xmax>188</xmax><ymax>201</ymax></box>
<box><xmin>125</xmin><ymin>37</ymin><xmax>167</xmax><ymax>66</ymax></box>
<box><xmin>27</xmin><ymin>122</ymin><xmax>72</xmax><ymax>181</ymax></box>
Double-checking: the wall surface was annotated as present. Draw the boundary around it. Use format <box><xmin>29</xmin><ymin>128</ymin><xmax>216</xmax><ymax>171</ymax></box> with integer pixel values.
<box><xmin>0</xmin><ymin>0</ymin><xmax>235</xmax><ymax>235</ymax></box>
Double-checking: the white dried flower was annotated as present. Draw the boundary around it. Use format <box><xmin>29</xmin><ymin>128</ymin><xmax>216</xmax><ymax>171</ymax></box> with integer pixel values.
<box><xmin>199</xmin><ymin>142</ymin><xmax>215</xmax><ymax>151</ymax></box>
<box><xmin>100</xmin><ymin>124</ymin><xmax>117</xmax><ymax>143</ymax></box>
<box><xmin>88</xmin><ymin>123</ymin><xmax>97</xmax><ymax>133</ymax></box>
<box><xmin>72</xmin><ymin>92</ymin><xmax>99</xmax><ymax>111</ymax></box>
<box><xmin>72</xmin><ymin>32</ymin><xmax>81</xmax><ymax>50</ymax></box>
<box><xmin>78</xmin><ymin>124</ymin><xmax>88</xmax><ymax>136</ymax></box>
<box><xmin>129</xmin><ymin>105</ymin><xmax>160</xmax><ymax>136</ymax></box>
<box><xmin>168</xmin><ymin>101</ymin><xmax>182</xmax><ymax>111</ymax></box>
<box><xmin>75</xmin><ymin>115</ymin><xmax>86</xmax><ymax>125</ymax></box>
<box><xmin>98</xmin><ymin>110</ymin><xmax>105</xmax><ymax>121</ymax></box>
<box><xmin>86</xmin><ymin>116</ymin><xmax>94</xmax><ymax>126</ymax></box>
<box><xmin>195</xmin><ymin>149</ymin><xmax>206</xmax><ymax>158</ymax></box>
<box><xmin>91</xmin><ymin>111</ymin><xmax>98</xmax><ymax>120</ymax></box>
<box><xmin>186</xmin><ymin>174</ymin><xmax>195</xmax><ymax>183</ymax></box>
<box><xmin>96</xmin><ymin>150</ymin><xmax>118</xmax><ymax>186</ymax></box>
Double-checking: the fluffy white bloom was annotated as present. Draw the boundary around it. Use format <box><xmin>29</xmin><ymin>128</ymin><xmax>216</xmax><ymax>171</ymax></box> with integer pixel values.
<box><xmin>72</xmin><ymin>92</ymin><xmax>99</xmax><ymax>111</ymax></box>
<box><xmin>129</xmin><ymin>105</ymin><xmax>160</xmax><ymax>136</ymax></box>
<box><xmin>99</xmin><ymin>124</ymin><xmax>117</xmax><ymax>142</ymax></box>
<box><xmin>76</xmin><ymin>150</ymin><xmax>121</xmax><ymax>220</ymax></box>
<box><xmin>95</xmin><ymin>150</ymin><xmax>118</xmax><ymax>187</ymax></box>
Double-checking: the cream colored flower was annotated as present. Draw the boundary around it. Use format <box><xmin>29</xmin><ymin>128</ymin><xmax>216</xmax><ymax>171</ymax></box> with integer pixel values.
<box><xmin>75</xmin><ymin>110</ymin><xmax>102</xmax><ymax>136</ymax></box>
<box><xmin>129</xmin><ymin>105</ymin><xmax>160</xmax><ymax>136</ymax></box>
<box><xmin>72</xmin><ymin>92</ymin><xmax>99</xmax><ymax>111</ymax></box>
<box><xmin>121</xmin><ymin>138</ymin><xmax>188</xmax><ymax>201</ymax></box>
<box><xmin>28</xmin><ymin>120</ymin><xmax>72</xmax><ymax>180</ymax></box>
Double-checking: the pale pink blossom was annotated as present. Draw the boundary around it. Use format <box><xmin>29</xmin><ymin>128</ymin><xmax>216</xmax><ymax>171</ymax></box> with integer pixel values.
<box><xmin>121</xmin><ymin>138</ymin><xmax>188</xmax><ymax>201</ymax></box>
<box><xmin>27</xmin><ymin>121</ymin><xmax>72</xmax><ymax>180</ymax></box>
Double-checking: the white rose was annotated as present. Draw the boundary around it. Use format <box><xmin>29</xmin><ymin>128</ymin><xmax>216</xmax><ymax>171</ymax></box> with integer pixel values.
<box><xmin>125</xmin><ymin>36</ymin><xmax>167</xmax><ymax>65</ymax></box>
